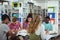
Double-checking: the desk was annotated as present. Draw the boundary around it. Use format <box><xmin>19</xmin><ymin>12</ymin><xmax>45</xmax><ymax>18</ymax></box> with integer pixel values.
<box><xmin>45</xmin><ymin>34</ymin><xmax>58</xmax><ymax>40</ymax></box>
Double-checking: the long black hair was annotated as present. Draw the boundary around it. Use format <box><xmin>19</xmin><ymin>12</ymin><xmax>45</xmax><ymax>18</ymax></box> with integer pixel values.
<box><xmin>26</xmin><ymin>13</ymin><xmax>32</xmax><ymax>22</ymax></box>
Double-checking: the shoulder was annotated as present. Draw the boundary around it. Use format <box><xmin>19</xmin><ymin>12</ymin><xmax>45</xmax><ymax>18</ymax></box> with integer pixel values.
<box><xmin>0</xmin><ymin>24</ymin><xmax>9</xmax><ymax>29</ymax></box>
<box><xmin>42</xmin><ymin>22</ymin><xmax>45</xmax><ymax>24</ymax></box>
<box><xmin>0</xmin><ymin>24</ymin><xmax>8</xmax><ymax>26</ymax></box>
<box><xmin>18</xmin><ymin>21</ymin><xmax>21</xmax><ymax>24</ymax></box>
<box><xmin>49</xmin><ymin>22</ymin><xmax>52</xmax><ymax>25</ymax></box>
<box><xmin>37</xmin><ymin>24</ymin><xmax>44</xmax><ymax>30</ymax></box>
<box><xmin>9</xmin><ymin>23</ymin><xmax>14</xmax><ymax>26</ymax></box>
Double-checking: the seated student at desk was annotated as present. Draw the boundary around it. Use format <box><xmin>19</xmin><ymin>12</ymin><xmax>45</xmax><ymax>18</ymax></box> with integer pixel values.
<box><xmin>9</xmin><ymin>17</ymin><xmax>22</xmax><ymax>40</ymax></box>
<box><xmin>43</xmin><ymin>16</ymin><xmax>53</xmax><ymax>34</ymax></box>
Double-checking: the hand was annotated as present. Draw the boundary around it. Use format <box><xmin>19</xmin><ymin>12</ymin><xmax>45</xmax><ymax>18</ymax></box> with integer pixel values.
<box><xmin>45</xmin><ymin>30</ymin><xmax>49</xmax><ymax>34</ymax></box>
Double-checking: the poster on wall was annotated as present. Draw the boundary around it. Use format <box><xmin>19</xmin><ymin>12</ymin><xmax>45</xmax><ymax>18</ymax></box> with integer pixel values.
<box><xmin>48</xmin><ymin>7</ymin><xmax>55</xmax><ymax>13</ymax></box>
<box><xmin>12</xmin><ymin>13</ymin><xmax>19</xmax><ymax>18</ymax></box>
<box><xmin>12</xmin><ymin>2</ymin><xmax>18</xmax><ymax>7</ymax></box>
<box><xmin>48</xmin><ymin>13</ymin><xmax>55</xmax><ymax>24</ymax></box>
<box><xmin>12</xmin><ymin>2</ymin><xmax>22</xmax><ymax>8</ymax></box>
<box><xmin>48</xmin><ymin>13</ymin><xmax>55</xmax><ymax>18</ymax></box>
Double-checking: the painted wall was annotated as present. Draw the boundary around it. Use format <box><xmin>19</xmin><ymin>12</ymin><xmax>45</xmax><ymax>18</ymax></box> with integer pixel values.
<box><xmin>48</xmin><ymin>1</ymin><xmax>59</xmax><ymax>33</ymax></box>
<box><xmin>32</xmin><ymin>1</ymin><xmax>47</xmax><ymax>9</ymax></box>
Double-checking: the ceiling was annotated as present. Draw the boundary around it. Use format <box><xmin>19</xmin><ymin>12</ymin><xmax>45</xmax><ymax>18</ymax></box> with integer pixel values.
<box><xmin>33</xmin><ymin>0</ymin><xmax>59</xmax><ymax>3</ymax></box>
<box><xmin>0</xmin><ymin>0</ymin><xmax>60</xmax><ymax>3</ymax></box>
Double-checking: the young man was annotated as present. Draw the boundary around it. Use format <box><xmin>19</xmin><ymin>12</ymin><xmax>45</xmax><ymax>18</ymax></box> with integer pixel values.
<box><xmin>0</xmin><ymin>14</ymin><xmax>11</xmax><ymax>40</ymax></box>
<box><xmin>43</xmin><ymin>16</ymin><xmax>53</xmax><ymax>32</ymax></box>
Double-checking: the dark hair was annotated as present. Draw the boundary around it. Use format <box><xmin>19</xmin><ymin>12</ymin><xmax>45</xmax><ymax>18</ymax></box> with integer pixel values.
<box><xmin>12</xmin><ymin>16</ymin><xmax>17</xmax><ymax>22</ymax></box>
<box><xmin>2</xmin><ymin>14</ymin><xmax>10</xmax><ymax>21</ymax></box>
<box><xmin>26</xmin><ymin>13</ymin><xmax>32</xmax><ymax>22</ymax></box>
<box><xmin>45</xmin><ymin>16</ymin><xmax>50</xmax><ymax>20</ymax></box>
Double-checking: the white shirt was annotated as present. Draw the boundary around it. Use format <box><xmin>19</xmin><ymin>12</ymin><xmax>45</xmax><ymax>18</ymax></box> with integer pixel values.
<box><xmin>35</xmin><ymin>24</ymin><xmax>45</xmax><ymax>39</ymax></box>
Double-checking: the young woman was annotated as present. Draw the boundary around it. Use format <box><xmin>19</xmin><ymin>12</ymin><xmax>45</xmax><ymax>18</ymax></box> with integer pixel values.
<box><xmin>23</xmin><ymin>14</ymin><xmax>42</xmax><ymax>40</ymax></box>
<box><xmin>28</xmin><ymin>15</ymin><xmax>42</xmax><ymax>40</ymax></box>
<box><xmin>23</xmin><ymin>16</ymin><xmax>32</xmax><ymax>29</ymax></box>
<box><xmin>22</xmin><ymin>13</ymin><xmax>32</xmax><ymax>40</ymax></box>
<box><xmin>9</xmin><ymin>17</ymin><xmax>21</xmax><ymax>30</ymax></box>
<box><xmin>9</xmin><ymin>17</ymin><xmax>22</xmax><ymax>40</ymax></box>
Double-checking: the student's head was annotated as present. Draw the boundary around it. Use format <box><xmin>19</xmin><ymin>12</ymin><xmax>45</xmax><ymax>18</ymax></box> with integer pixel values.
<box><xmin>2</xmin><ymin>14</ymin><xmax>10</xmax><ymax>24</ymax></box>
<box><xmin>12</xmin><ymin>16</ymin><xmax>17</xmax><ymax>22</ymax></box>
<box><xmin>12</xmin><ymin>17</ymin><xmax>18</xmax><ymax>25</ymax></box>
<box><xmin>26</xmin><ymin>13</ymin><xmax>32</xmax><ymax>22</ymax></box>
<box><xmin>45</xmin><ymin>16</ymin><xmax>50</xmax><ymax>23</ymax></box>
<box><xmin>26</xmin><ymin>16</ymin><xmax>32</xmax><ymax>22</ymax></box>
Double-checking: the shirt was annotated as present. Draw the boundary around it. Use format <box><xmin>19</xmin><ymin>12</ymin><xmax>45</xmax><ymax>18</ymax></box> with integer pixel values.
<box><xmin>9</xmin><ymin>22</ymin><xmax>21</xmax><ymax>30</ymax></box>
<box><xmin>0</xmin><ymin>24</ymin><xmax>10</xmax><ymax>40</ymax></box>
<box><xmin>23</xmin><ymin>22</ymin><xmax>29</xmax><ymax>29</ymax></box>
<box><xmin>43</xmin><ymin>22</ymin><xmax>53</xmax><ymax>31</ymax></box>
<box><xmin>35</xmin><ymin>24</ymin><xmax>45</xmax><ymax>39</ymax></box>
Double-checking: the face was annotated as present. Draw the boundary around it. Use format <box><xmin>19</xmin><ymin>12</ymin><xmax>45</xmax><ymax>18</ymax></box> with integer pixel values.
<box><xmin>13</xmin><ymin>21</ymin><xmax>17</xmax><ymax>25</ymax></box>
<box><xmin>45</xmin><ymin>18</ymin><xmax>50</xmax><ymax>23</ymax></box>
<box><xmin>28</xmin><ymin>17</ymin><xmax>32</xmax><ymax>22</ymax></box>
<box><xmin>4</xmin><ymin>18</ymin><xmax>10</xmax><ymax>24</ymax></box>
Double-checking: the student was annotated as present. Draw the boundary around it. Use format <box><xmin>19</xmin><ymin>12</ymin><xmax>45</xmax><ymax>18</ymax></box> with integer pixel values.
<box><xmin>0</xmin><ymin>14</ymin><xmax>11</xmax><ymax>40</ymax></box>
<box><xmin>27</xmin><ymin>15</ymin><xmax>42</xmax><ymax>40</ymax></box>
<box><xmin>43</xmin><ymin>16</ymin><xmax>53</xmax><ymax>33</ymax></box>
<box><xmin>22</xmin><ymin>13</ymin><xmax>32</xmax><ymax>40</ymax></box>
<box><xmin>9</xmin><ymin>17</ymin><xmax>21</xmax><ymax>35</ymax></box>
<box><xmin>8</xmin><ymin>17</ymin><xmax>22</xmax><ymax>40</ymax></box>
<box><xmin>23</xmin><ymin>13</ymin><xmax>32</xmax><ymax>29</ymax></box>
<box><xmin>35</xmin><ymin>23</ymin><xmax>45</xmax><ymax>40</ymax></box>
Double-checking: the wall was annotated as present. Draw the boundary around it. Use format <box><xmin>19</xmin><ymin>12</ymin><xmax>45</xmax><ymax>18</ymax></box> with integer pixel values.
<box><xmin>32</xmin><ymin>1</ymin><xmax>47</xmax><ymax>9</ymax></box>
<box><xmin>48</xmin><ymin>1</ymin><xmax>59</xmax><ymax>33</ymax></box>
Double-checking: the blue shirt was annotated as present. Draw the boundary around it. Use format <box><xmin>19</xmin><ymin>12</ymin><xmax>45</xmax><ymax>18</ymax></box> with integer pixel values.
<box><xmin>43</xmin><ymin>22</ymin><xmax>53</xmax><ymax>31</ymax></box>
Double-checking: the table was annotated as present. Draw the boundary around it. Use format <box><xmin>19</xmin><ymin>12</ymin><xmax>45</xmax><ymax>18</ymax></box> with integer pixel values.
<box><xmin>45</xmin><ymin>33</ymin><xmax>59</xmax><ymax>40</ymax></box>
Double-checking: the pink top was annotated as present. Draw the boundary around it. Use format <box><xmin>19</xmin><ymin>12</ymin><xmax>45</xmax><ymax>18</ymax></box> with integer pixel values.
<box><xmin>23</xmin><ymin>21</ymin><xmax>29</xmax><ymax>29</ymax></box>
<box><xmin>9</xmin><ymin>22</ymin><xmax>21</xmax><ymax>30</ymax></box>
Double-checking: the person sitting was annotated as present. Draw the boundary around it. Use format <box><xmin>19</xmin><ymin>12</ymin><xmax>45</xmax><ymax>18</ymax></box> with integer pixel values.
<box><xmin>9</xmin><ymin>16</ymin><xmax>22</xmax><ymax>40</ymax></box>
<box><xmin>0</xmin><ymin>14</ymin><xmax>11</xmax><ymax>40</ymax></box>
<box><xmin>23</xmin><ymin>15</ymin><xmax>32</xmax><ymax>30</ymax></box>
<box><xmin>43</xmin><ymin>16</ymin><xmax>53</xmax><ymax>33</ymax></box>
